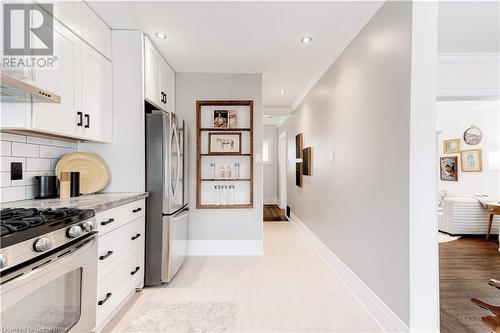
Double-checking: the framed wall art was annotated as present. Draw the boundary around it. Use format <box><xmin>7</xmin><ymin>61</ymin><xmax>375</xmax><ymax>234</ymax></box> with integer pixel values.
<box><xmin>295</xmin><ymin>133</ymin><xmax>303</xmax><ymax>159</ymax></box>
<box><xmin>461</xmin><ymin>149</ymin><xmax>482</xmax><ymax>172</ymax></box>
<box><xmin>440</xmin><ymin>156</ymin><xmax>458</xmax><ymax>181</ymax></box>
<box><xmin>209</xmin><ymin>132</ymin><xmax>242</xmax><ymax>154</ymax></box>
<box><xmin>443</xmin><ymin>139</ymin><xmax>460</xmax><ymax>154</ymax></box>
<box><xmin>463</xmin><ymin>126</ymin><xmax>482</xmax><ymax>145</ymax></box>
<box><xmin>303</xmin><ymin>147</ymin><xmax>312</xmax><ymax>176</ymax></box>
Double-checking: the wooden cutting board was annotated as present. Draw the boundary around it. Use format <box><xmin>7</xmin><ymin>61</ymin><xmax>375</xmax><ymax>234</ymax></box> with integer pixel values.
<box><xmin>56</xmin><ymin>152</ymin><xmax>111</xmax><ymax>194</ymax></box>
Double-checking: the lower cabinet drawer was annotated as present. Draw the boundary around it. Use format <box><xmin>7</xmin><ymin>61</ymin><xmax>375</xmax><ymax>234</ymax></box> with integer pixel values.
<box><xmin>97</xmin><ymin>216</ymin><xmax>145</xmax><ymax>272</ymax></box>
<box><xmin>95</xmin><ymin>199</ymin><xmax>145</xmax><ymax>236</ymax></box>
<box><xmin>96</xmin><ymin>251</ymin><xmax>144</xmax><ymax>328</ymax></box>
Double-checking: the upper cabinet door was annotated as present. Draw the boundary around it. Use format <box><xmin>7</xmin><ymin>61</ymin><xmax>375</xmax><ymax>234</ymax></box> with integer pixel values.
<box><xmin>81</xmin><ymin>3</ymin><xmax>111</xmax><ymax>59</ymax></box>
<box><xmin>81</xmin><ymin>43</ymin><xmax>112</xmax><ymax>142</ymax></box>
<box><xmin>144</xmin><ymin>38</ymin><xmax>162</xmax><ymax>108</ymax></box>
<box><xmin>31</xmin><ymin>21</ymin><xmax>82</xmax><ymax>138</ymax></box>
<box><xmin>161</xmin><ymin>61</ymin><xmax>175</xmax><ymax>113</ymax></box>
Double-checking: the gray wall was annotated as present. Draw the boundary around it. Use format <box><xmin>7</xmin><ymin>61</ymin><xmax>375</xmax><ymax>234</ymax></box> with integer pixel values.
<box><xmin>280</xmin><ymin>1</ymin><xmax>412</xmax><ymax>324</ymax></box>
<box><xmin>176</xmin><ymin>73</ymin><xmax>263</xmax><ymax>241</ymax></box>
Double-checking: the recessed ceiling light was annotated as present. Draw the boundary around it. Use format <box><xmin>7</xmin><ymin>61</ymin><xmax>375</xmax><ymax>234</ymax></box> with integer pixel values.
<box><xmin>301</xmin><ymin>36</ymin><xmax>313</xmax><ymax>44</ymax></box>
<box><xmin>155</xmin><ymin>32</ymin><xmax>167</xmax><ymax>40</ymax></box>
<box><xmin>279</xmin><ymin>89</ymin><xmax>287</xmax><ymax>94</ymax></box>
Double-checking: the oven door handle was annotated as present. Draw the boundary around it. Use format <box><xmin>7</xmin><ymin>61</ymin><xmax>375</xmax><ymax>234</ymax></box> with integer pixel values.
<box><xmin>0</xmin><ymin>233</ymin><xmax>97</xmax><ymax>286</ymax></box>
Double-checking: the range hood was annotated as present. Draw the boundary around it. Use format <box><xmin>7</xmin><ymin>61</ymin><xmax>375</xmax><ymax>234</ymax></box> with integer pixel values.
<box><xmin>1</xmin><ymin>73</ymin><xmax>61</xmax><ymax>103</ymax></box>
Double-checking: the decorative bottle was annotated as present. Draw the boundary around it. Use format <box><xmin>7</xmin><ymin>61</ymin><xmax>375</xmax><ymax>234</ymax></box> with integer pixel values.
<box><xmin>215</xmin><ymin>185</ymin><xmax>220</xmax><ymax>205</ymax></box>
<box><xmin>234</xmin><ymin>163</ymin><xmax>240</xmax><ymax>179</ymax></box>
<box><xmin>228</xmin><ymin>185</ymin><xmax>235</xmax><ymax>205</ymax></box>
<box><xmin>210</xmin><ymin>163</ymin><xmax>216</xmax><ymax>178</ymax></box>
<box><xmin>220</xmin><ymin>185</ymin><xmax>227</xmax><ymax>205</ymax></box>
<box><xmin>226</xmin><ymin>165</ymin><xmax>232</xmax><ymax>179</ymax></box>
<box><xmin>219</xmin><ymin>166</ymin><xmax>225</xmax><ymax>179</ymax></box>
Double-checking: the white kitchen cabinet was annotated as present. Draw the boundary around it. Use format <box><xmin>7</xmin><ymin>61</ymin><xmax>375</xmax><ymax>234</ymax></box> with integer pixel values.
<box><xmin>144</xmin><ymin>37</ymin><xmax>175</xmax><ymax>112</ymax></box>
<box><xmin>32</xmin><ymin>20</ymin><xmax>83</xmax><ymax>138</ymax></box>
<box><xmin>82</xmin><ymin>43</ymin><xmax>112</xmax><ymax>142</ymax></box>
<box><xmin>94</xmin><ymin>199</ymin><xmax>145</xmax><ymax>333</ymax></box>
<box><xmin>81</xmin><ymin>3</ymin><xmax>112</xmax><ymax>60</ymax></box>
<box><xmin>144</xmin><ymin>38</ymin><xmax>162</xmax><ymax>108</ymax></box>
<box><xmin>37</xmin><ymin>0</ymin><xmax>83</xmax><ymax>36</ymax></box>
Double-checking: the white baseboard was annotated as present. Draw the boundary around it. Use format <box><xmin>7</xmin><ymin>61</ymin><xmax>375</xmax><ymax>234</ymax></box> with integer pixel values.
<box><xmin>187</xmin><ymin>240</ymin><xmax>263</xmax><ymax>256</ymax></box>
<box><xmin>264</xmin><ymin>197</ymin><xmax>279</xmax><ymax>205</ymax></box>
<box><xmin>289</xmin><ymin>212</ymin><xmax>409</xmax><ymax>333</ymax></box>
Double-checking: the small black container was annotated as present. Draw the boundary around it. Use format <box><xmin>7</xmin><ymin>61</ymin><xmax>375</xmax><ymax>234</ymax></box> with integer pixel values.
<box><xmin>34</xmin><ymin>176</ymin><xmax>58</xmax><ymax>199</ymax></box>
<box><xmin>70</xmin><ymin>172</ymin><xmax>80</xmax><ymax>197</ymax></box>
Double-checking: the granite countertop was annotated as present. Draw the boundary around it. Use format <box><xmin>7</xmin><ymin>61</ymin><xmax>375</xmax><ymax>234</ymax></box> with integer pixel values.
<box><xmin>0</xmin><ymin>192</ymin><xmax>149</xmax><ymax>213</ymax></box>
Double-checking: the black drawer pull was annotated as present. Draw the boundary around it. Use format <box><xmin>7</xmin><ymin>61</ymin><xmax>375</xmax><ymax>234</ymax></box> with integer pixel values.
<box><xmin>130</xmin><ymin>266</ymin><xmax>140</xmax><ymax>275</ymax></box>
<box><xmin>101</xmin><ymin>218</ymin><xmax>114</xmax><ymax>226</ymax></box>
<box><xmin>77</xmin><ymin>112</ymin><xmax>83</xmax><ymax>126</ymax></box>
<box><xmin>131</xmin><ymin>233</ymin><xmax>141</xmax><ymax>240</ymax></box>
<box><xmin>99</xmin><ymin>251</ymin><xmax>113</xmax><ymax>260</ymax></box>
<box><xmin>84</xmin><ymin>114</ymin><xmax>90</xmax><ymax>128</ymax></box>
<box><xmin>132</xmin><ymin>208</ymin><xmax>142</xmax><ymax>213</ymax></box>
<box><xmin>98</xmin><ymin>293</ymin><xmax>112</xmax><ymax>306</ymax></box>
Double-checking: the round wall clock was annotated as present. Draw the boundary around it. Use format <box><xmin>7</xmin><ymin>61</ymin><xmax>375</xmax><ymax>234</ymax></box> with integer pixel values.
<box><xmin>463</xmin><ymin>126</ymin><xmax>482</xmax><ymax>145</ymax></box>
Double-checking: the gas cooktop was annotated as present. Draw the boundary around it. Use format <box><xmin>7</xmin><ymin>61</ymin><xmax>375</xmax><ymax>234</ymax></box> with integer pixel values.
<box><xmin>0</xmin><ymin>207</ymin><xmax>95</xmax><ymax>248</ymax></box>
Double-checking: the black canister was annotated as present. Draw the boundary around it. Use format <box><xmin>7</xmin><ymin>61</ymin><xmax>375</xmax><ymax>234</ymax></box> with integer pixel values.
<box><xmin>34</xmin><ymin>176</ymin><xmax>58</xmax><ymax>199</ymax></box>
<box><xmin>70</xmin><ymin>172</ymin><xmax>80</xmax><ymax>197</ymax></box>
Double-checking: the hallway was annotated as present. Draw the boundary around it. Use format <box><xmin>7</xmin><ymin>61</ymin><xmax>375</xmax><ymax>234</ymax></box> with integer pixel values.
<box><xmin>103</xmin><ymin>222</ymin><xmax>381</xmax><ymax>332</ymax></box>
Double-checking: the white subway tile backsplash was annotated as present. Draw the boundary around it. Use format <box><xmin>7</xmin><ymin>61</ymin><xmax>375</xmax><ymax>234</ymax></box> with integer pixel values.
<box><xmin>10</xmin><ymin>171</ymin><xmax>39</xmax><ymax>186</ymax></box>
<box><xmin>0</xmin><ymin>133</ymin><xmax>26</xmax><ymax>143</ymax></box>
<box><xmin>1</xmin><ymin>172</ymin><xmax>11</xmax><ymax>188</ymax></box>
<box><xmin>40</xmin><ymin>145</ymin><xmax>62</xmax><ymax>158</ymax></box>
<box><xmin>27</xmin><ymin>136</ymin><xmax>52</xmax><ymax>145</ymax></box>
<box><xmin>25</xmin><ymin>185</ymin><xmax>35</xmax><ymax>200</ymax></box>
<box><xmin>1</xmin><ymin>186</ymin><xmax>26</xmax><ymax>203</ymax></box>
<box><xmin>1</xmin><ymin>134</ymin><xmax>78</xmax><ymax>203</ymax></box>
<box><xmin>1</xmin><ymin>157</ymin><xmax>25</xmax><ymax>172</ymax></box>
<box><xmin>51</xmin><ymin>139</ymin><xmax>77</xmax><ymax>148</ymax></box>
<box><xmin>12</xmin><ymin>142</ymin><xmax>40</xmax><ymax>158</ymax></box>
<box><xmin>26</xmin><ymin>158</ymin><xmax>51</xmax><ymax>171</ymax></box>
<box><xmin>1</xmin><ymin>141</ymin><xmax>11</xmax><ymax>156</ymax></box>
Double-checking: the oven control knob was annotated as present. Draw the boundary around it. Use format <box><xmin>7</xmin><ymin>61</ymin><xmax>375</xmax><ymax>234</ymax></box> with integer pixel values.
<box><xmin>33</xmin><ymin>238</ymin><xmax>52</xmax><ymax>252</ymax></box>
<box><xmin>81</xmin><ymin>220</ymin><xmax>95</xmax><ymax>232</ymax></box>
<box><xmin>67</xmin><ymin>225</ymin><xmax>83</xmax><ymax>238</ymax></box>
<box><xmin>0</xmin><ymin>254</ymin><xmax>7</xmax><ymax>269</ymax></box>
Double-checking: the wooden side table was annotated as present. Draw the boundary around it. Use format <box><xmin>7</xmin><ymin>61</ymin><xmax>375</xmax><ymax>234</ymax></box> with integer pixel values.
<box><xmin>486</xmin><ymin>204</ymin><xmax>500</xmax><ymax>240</ymax></box>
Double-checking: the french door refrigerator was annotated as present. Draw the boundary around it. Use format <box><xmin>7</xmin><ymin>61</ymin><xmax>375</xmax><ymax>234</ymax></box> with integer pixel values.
<box><xmin>145</xmin><ymin>109</ymin><xmax>189</xmax><ymax>286</ymax></box>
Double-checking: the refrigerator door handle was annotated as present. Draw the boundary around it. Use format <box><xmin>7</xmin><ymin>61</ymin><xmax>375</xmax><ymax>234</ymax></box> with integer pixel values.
<box><xmin>172</xmin><ymin>124</ymin><xmax>181</xmax><ymax>199</ymax></box>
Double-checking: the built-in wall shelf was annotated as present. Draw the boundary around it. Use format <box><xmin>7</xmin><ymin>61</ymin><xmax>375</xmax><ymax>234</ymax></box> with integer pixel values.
<box><xmin>200</xmin><ymin>128</ymin><xmax>251</xmax><ymax>132</ymax></box>
<box><xmin>201</xmin><ymin>178</ymin><xmax>251</xmax><ymax>182</ymax></box>
<box><xmin>196</xmin><ymin>100</ymin><xmax>254</xmax><ymax>209</ymax></box>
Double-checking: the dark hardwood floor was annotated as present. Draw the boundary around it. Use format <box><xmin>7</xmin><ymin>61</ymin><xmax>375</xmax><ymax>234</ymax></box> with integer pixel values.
<box><xmin>440</xmin><ymin>237</ymin><xmax>500</xmax><ymax>333</ymax></box>
<box><xmin>263</xmin><ymin>204</ymin><xmax>288</xmax><ymax>222</ymax></box>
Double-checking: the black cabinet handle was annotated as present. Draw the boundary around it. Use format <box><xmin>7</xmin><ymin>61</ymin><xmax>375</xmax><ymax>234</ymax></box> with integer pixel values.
<box><xmin>131</xmin><ymin>233</ymin><xmax>141</xmax><ymax>240</ymax></box>
<box><xmin>132</xmin><ymin>208</ymin><xmax>142</xmax><ymax>213</ymax></box>
<box><xmin>77</xmin><ymin>112</ymin><xmax>83</xmax><ymax>126</ymax></box>
<box><xmin>99</xmin><ymin>251</ymin><xmax>113</xmax><ymax>260</ymax></box>
<box><xmin>164</xmin><ymin>93</ymin><xmax>167</xmax><ymax>104</ymax></box>
<box><xmin>98</xmin><ymin>293</ymin><xmax>112</xmax><ymax>306</ymax></box>
<box><xmin>100</xmin><ymin>218</ymin><xmax>114</xmax><ymax>226</ymax></box>
<box><xmin>130</xmin><ymin>266</ymin><xmax>140</xmax><ymax>275</ymax></box>
<box><xmin>84</xmin><ymin>114</ymin><xmax>90</xmax><ymax>128</ymax></box>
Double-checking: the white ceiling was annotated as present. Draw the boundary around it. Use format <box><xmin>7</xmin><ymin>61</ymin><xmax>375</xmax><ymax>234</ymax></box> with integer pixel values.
<box><xmin>88</xmin><ymin>1</ymin><xmax>383</xmax><ymax>108</ymax></box>
<box><xmin>438</xmin><ymin>1</ymin><xmax>500</xmax><ymax>53</ymax></box>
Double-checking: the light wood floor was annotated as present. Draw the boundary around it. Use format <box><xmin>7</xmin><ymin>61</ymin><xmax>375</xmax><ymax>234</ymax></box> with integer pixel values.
<box><xmin>440</xmin><ymin>237</ymin><xmax>500</xmax><ymax>333</ymax></box>
<box><xmin>103</xmin><ymin>222</ymin><xmax>381</xmax><ymax>332</ymax></box>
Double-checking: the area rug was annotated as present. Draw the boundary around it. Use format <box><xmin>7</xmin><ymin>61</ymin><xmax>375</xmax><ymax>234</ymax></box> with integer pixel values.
<box><xmin>438</xmin><ymin>232</ymin><xmax>461</xmax><ymax>243</ymax></box>
<box><xmin>124</xmin><ymin>302</ymin><xmax>237</xmax><ymax>333</ymax></box>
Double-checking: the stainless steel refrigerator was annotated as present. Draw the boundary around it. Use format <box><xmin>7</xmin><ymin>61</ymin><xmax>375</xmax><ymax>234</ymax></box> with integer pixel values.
<box><xmin>145</xmin><ymin>109</ymin><xmax>189</xmax><ymax>286</ymax></box>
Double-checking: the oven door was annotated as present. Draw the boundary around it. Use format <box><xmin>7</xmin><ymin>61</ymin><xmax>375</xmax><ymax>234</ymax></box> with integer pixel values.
<box><xmin>1</xmin><ymin>233</ymin><xmax>97</xmax><ymax>333</ymax></box>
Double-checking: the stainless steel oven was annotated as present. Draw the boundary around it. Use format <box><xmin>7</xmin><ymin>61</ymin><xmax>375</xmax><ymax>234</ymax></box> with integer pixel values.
<box><xmin>1</xmin><ymin>232</ymin><xmax>97</xmax><ymax>333</ymax></box>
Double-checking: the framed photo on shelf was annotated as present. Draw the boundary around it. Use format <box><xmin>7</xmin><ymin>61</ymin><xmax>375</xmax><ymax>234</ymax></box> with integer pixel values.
<box><xmin>440</xmin><ymin>156</ymin><xmax>458</xmax><ymax>181</ymax></box>
<box><xmin>229</xmin><ymin>110</ymin><xmax>238</xmax><ymax>128</ymax></box>
<box><xmin>209</xmin><ymin>132</ymin><xmax>242</xmax><ymax>154</ymax></box>
<box><xmin>213</xmin><ymin>110</ymin><xmax>229</xmax><ymax>128</ymax></box>
<box><xmin>461</xmin><ymin>149</ymin><xmax>482</xmax><ymax>172</ymax></box>
<box><xmin>443</xmin><ymin>139</ymin><xmax>460</xmax><ymax>154</ymax></box>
